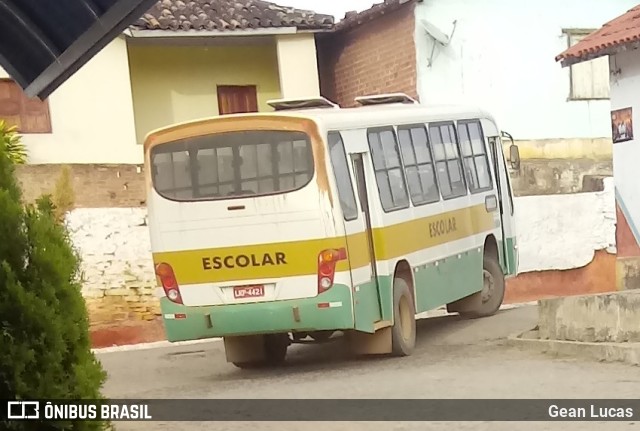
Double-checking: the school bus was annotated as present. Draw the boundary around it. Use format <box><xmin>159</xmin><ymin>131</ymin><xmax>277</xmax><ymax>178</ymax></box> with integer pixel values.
<box><xmin>144</xmin><ymin>94</ymin><xmax>519</xmax><ymax>368</ymax></box>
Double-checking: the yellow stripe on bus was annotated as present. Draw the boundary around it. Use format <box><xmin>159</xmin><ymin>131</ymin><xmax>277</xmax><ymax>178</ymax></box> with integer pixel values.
<box><xmin>152</xmin><ymin>204</ymin><xmax>496</xmax><ymax>285</ymax></box>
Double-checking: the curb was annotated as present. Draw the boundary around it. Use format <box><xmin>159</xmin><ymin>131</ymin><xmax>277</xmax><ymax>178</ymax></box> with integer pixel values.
<box><xmin>93</xmin><ymin>338</ymin><xmax>221</xmax><ymax>354</ymax></box>
<box><xmin>507</xmin><ymin>330</ymin><xmax>640</xmax><ymax>366</ymax></box>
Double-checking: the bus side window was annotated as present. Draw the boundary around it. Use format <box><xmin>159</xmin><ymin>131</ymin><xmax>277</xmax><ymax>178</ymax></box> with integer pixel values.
<box><xmin>458</xmin><ymin>120</ymin><xmax>493</xmax><ymax>193</ymax></box>
<box><xmin>397</xmin><ymin>125</ymin><xmax>440</xmax><ymax>205</ymax></box>
<box><xmin>367</xmin><ymin>128</ymin><xmax>410</xmax><ymax>212</ymax></box>
<box><xmin>428</xmin><ymin>123</ymin><xmax>467</xmax><ymax>199</ymax></box>
<box><xmin>328</xmin><ymin>132</ymin><xmax>359</xmax><ymax>221</ymax></box>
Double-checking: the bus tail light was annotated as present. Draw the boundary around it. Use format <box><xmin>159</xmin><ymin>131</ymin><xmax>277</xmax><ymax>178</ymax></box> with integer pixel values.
<box><xmin>155</xmin><ymin>263</ymin><xmax>183</xmax><ymax>305</ymax></box>
<box><xmin>317</xmin><ymin>248</ymin><xmax>347</xmax><ymax>295</ymax></box>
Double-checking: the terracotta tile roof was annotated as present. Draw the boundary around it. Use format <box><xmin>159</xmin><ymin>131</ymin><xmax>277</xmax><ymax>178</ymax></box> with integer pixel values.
<box><xmin>556</xmin><ymin>4</ymin><xmax>640</xmax><ymax>66</ymax></box>
<box><xmin>334</xmin><ymin>0</ymin><xmax>416</xmax><ymax>33</ymax></box>
<box><xmin>132</xmin><ymin>0</ymin><xmax>334</xmax><ymax>32</ymax></box>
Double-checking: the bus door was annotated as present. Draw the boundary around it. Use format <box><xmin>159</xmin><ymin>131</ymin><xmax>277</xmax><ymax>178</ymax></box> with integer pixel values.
<box><xmin>350</xmin><ymin>153</ymin><xmax>385</xmax><ymax>330</ymax></box>
<box><xmin>488</xmin><ymin>136</ymin><xmax>518</xmax><ymax>275</ymax></box>
<box><xmin>327</xmin><ymin>131</ymin><xmax>382</xmax><ymax>332</ymax></box>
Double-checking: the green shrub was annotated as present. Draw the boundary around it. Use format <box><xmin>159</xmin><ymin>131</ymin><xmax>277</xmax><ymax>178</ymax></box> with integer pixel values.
<box><xmin>53</xmin><ymin>166</ymin><xmax>76</xmax><ymax>223</ymax></box>
<box><xmin>0</xmin><ymin>120</ymin><xmax>27</xmax><ymax>164</ymax></box>
<box><xmin>0</xmin><ymin>133</ymin><xmax>109</xmax><ymax>429</ymax></box>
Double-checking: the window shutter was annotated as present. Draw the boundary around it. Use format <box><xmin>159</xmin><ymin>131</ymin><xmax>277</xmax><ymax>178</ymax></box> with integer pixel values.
<box><xmin>0</xmin><ymin>79</ymin><xmax>51</xmax><ymax>133</ymax></box>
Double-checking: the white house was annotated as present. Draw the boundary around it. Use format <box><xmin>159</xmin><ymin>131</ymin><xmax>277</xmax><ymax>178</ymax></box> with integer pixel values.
<box><xmin>557</xmin><ymin>3</ymin><xmax>640</xmax><ymax>291</ymax></box>
<box><xmin>416</xmin><ymin>0</ymin><xmax>638</xmax><ymax>159</ymax></box>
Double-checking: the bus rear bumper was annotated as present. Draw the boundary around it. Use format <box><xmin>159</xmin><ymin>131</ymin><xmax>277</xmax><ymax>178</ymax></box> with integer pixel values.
<box><xmin>159</xmin><ymin>284</ymin><xmax>354</xmax><ymax>342</ymax></box>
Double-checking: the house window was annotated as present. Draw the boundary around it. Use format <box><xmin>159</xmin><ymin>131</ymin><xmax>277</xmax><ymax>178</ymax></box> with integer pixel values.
<box><xmin>217</xmin><ymin>85</ymin><xmax>258</xmax><ymax>114</ymax></box>
<box><xmin>566</xmin><ymin>30</ymin><xmax>610</xmax><ymax>100</ymax></box>
<box><xmin>0</xmin><ymin>79</ymin><xmax>52</xmax><ymax>133</ymax></box>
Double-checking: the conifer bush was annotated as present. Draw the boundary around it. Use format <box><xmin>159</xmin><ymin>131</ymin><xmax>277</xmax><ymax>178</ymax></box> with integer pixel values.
<box><xmin>0</xmin><ymin>133</ymin><xmax>109</xmax><ymax>430</ymax></box>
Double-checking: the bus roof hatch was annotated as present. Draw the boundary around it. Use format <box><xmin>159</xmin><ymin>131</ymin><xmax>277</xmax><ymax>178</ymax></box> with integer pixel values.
<box><xmin>354</xmin><ymin>93</ymin><xmax>418</xmax><ymax>107</ymax></box>
<box><xmin>267</xmin><ymin>97</ymin><xmax>340</xmax><ymax>111</ymax></box>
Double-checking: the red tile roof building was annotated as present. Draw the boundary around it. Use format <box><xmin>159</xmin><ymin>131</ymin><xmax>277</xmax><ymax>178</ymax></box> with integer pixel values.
<box><xmin>556</xmin><ymin>4</ymin><xmax>640</xmax><ymax>66</ymax></box>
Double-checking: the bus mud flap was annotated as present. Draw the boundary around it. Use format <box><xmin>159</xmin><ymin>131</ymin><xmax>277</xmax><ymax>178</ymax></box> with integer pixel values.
<box><xmin>446</xmin><ymin>291</ymin><xmax>482</xmax><ymax>314</ymax></box>
<box><xmin>223</xmin><ymin>335</ymin><xmax>266</xmax><ymax>363</ymax></box>
<box><xmin>346</xmin><ymin>327</ymin><xmax>392</xmax><ymax>355</ymax></box>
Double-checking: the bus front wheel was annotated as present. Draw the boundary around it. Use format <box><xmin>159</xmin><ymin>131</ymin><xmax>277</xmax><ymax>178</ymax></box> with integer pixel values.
<box><xmin>391</xmin><ymin>277</ymin><xmax>416</xmax><ymax>356</ymax></box>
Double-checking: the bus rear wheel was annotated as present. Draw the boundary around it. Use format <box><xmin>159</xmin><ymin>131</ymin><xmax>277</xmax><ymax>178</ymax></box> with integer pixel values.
<box><xmin>232</xmin><ymin>334</ymin><xmax>289</xmax><ymax>369</ymax></box>
<box><xmin>461</xmin><ymin>255</ymin><xmax>505</xmax><ymax>319</ymax></box>
<box><xmin>391</xmin><ymin>277</ymin><xmax>416</xmax><ymax>356</ymax></box>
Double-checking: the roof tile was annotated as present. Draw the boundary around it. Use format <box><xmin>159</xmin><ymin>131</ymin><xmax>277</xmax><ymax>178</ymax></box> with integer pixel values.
<box><xmin>132</xmin><ymin>0</ymin><xmax>334</xmax><ymax>32</ymax></box>
<box><xmin>334</xmin><ymin>0</ymin><xmax>415</xmax><ymax>32</ymax></box>
<box><xmin>556</xmin><ymin>5</ymin><xmax>640</xmax><ymax>64</ymax></box>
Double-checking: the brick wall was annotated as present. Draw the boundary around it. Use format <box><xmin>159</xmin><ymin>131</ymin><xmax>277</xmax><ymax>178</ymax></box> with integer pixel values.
<box><xmin>14</xmin><ymin>164</ymin><xmax>157</xmax><ymax>340</ymax></box>
<box><xmin>15</xmin><ymin>164</ymin><xmax>147</xmax><ymax>208</ymax></box>
<box><xmin>317</xmin><ymin>4</ymin><xmax>418</xmax><ymax>107</ymax></box>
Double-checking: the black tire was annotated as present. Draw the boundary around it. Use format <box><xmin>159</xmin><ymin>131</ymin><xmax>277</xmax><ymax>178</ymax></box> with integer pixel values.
<box><xmin>462</xmin><ymin>254</ymin><xmax>505</xmax><ymax>319</ymax></box>
<box><xmin>391</xmin><ymin>277</ymin><xmax>416</xmax><ymax>356</ymax></box>
<box><xmin>232</xmin><ymin>334</ymin><xmax>289</xmax><ymax>369</ymax></box>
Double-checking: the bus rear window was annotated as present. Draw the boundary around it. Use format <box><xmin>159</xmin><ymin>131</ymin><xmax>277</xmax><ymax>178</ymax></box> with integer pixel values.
<box><xmin>150</xmin><ymin>130</ymin><xmax>314</xmax><ymax>201</ymax></box>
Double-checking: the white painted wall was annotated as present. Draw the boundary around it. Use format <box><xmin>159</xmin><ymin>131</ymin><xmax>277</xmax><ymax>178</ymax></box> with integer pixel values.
<box><xmin>0</xmin><ymin>37</ymin><xmax>141</xmax><ymax>164</ymax></box>
<box><xmin>609</xmin><ymin>50</ymin><xmax>640</xmax><ymax>245</ymax></box>
<box><xmin>66</xmin><ymin>208</ymin><xmax>155</xmax><ymax>296</ymax></box>
<box><xmin>276</xmin><ymin>34</ymin><xmax>321</xmax><ymax>99</ymax></box>
<box><xmin>415</xmin><ymin>0</ymin><xmax>637</xmax><ymax>140</ymax></box>
<box><xmin>67</xmin><ymin>185</ymin><xmax>615</xmax><ymax>297</ymax></box>
<box><xmin>515</xmin><ymin>178</ymin><xmax>615</xmax><ymax>273</ymax></box>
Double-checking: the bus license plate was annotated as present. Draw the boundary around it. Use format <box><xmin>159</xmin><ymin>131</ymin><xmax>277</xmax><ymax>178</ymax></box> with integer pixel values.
<box><xmin>233</xmin><ymin>285</ymin><xmax>265</xmax><ymax>299</ymax></box>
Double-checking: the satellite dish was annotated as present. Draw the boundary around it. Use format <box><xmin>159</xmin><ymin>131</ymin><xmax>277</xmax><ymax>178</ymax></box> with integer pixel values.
<box><xmin>420</xmin><ymin>19</ymin><xmax>454</xmax><ymax>46</ymax></box>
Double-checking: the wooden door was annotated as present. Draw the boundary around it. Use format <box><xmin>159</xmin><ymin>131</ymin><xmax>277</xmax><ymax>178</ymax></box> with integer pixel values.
<box><xmin>217</xmin><ymin>85</ymin><xmax>258</xmax><ymax>115</ymax></box>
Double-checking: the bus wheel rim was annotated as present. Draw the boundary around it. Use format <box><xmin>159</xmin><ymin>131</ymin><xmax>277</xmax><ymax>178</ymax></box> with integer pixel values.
<box><xmin>399</xmin><ymin>294</ymin><xmax>412</xmax><ymax>341</ymax></box>
<box><xmin>482</xmin><ymin>269</ymin><xmax>494</xmax><ymax>303</ymax></box>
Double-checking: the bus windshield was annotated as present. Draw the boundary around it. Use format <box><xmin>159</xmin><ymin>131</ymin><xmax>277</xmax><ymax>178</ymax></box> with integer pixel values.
<box><xmin>150</xmin><ymin>130</ymin><xmax>314</xmax><ymax>201</ymax></box>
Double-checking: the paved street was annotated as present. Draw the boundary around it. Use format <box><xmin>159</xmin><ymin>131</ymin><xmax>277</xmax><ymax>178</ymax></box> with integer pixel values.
<box><xmin>99</xmin><ymin>305</ymin><xmax>639</xmax><ymax>431</ymax></box>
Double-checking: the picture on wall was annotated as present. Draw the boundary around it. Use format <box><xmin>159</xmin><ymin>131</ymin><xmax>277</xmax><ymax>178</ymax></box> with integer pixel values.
<box><xmin>611</xmin><ymin>107</ymin><xmax>634</xmax><ymax>143</ymax></box>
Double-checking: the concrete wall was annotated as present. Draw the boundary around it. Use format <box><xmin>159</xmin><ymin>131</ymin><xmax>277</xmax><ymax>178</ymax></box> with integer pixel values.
<box><xmin>276</xmin><ymin>34</ymin><xmax>321</xmax><ymax>98</ymax></box>
<box><xmin>516</xmin><ymin>178</ymin><xmax>615</xmax><ymax>273</ymax></box>
<box><xmin>0</xmin><ymin>37</ymin><xmax>140</xmax><ymax>164</ymax></box>
<box><xmin>127</xmin><ymin>42</ymin><xmax>281</xmax><ymax>145</ymax></box>
<box><xmin>414</xmin><ymin>0</ymin><xmax>637</xmax><ymax>140</ymax></box>
<box><xmin>609</xmin><ymin>49</ymin><xmax>640</xmax><ymax>290</ymax></box>
<box><xmin>538</xmin><ymin>290</ymin><xmax>640</xmax><ymax>342</ymax></box>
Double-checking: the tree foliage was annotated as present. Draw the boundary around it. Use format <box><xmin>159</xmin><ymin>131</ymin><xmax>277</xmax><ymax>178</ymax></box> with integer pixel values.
<box><xmin>0</xmin><ymin>120</ymin><xmax>27</xmax><ymax>164</ymax></box>
<box><xmin>0</xmin><ymin>133</ymin><xmax>109</xmax><ymax>430</ymax></box>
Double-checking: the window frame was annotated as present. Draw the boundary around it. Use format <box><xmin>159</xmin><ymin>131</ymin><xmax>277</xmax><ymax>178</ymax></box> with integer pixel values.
<box><xmin>396</xmin><ymin>123</ymin><xmax>441</xmax><ymax>206</ymax></box>
<box><xmin>366</xmin><ymin>126</ymin><xmax>411</xmax><ymax>213</ymax></box>
<box><xmin>563</xmin><ymin>29</ymin><xmax>610</xmax><ymax>101</ymax></box>
<box><xmin>150</xmin><ymin>130</ymin><xmax>315</xmax><ymax>203</ymax></box>
<box><xmin>327</xmin><ymin>131</ymin><xmax>359</xmax><ymax>222</ymax></box>
<box><xmin>457</xmin><ymin>119</ymin><xmax>494</xmax><ymax>194</ymax></box>
<box><xmin>427</xmin><ymin>121</ymin><xmax>469</xmax><ymax>201</ymax></box>
<box><xmin>0</xmin><ymin>78</ymin><xmax>52</xmax><ymax>134</ymax></box>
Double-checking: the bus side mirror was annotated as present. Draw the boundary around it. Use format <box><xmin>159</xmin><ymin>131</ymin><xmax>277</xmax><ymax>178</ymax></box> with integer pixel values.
<box><xmin>509</xmin><ymin>144</ymin><xmax>520</xmax><ymax>170</ymax></box>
